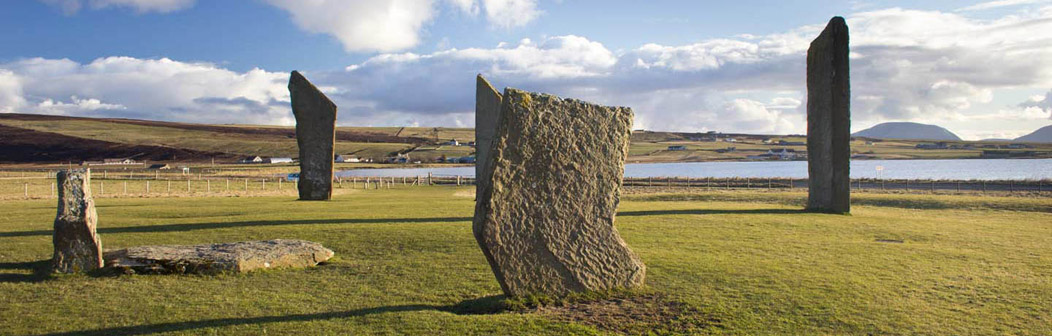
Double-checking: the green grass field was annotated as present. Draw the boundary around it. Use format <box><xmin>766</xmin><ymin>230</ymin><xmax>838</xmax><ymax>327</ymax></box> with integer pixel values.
<box><xmin>0</xmin><ymin>188</ymin><xmax>1049</xmax><ymax>335</ymax></box>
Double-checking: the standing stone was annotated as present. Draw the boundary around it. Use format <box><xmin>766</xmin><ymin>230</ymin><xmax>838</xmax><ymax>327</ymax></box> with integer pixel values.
<box><xmin>289</xmin><ymin>71</ymin><xmax>337</xmax><ymax>200</ymax></box>
<box><xmin>475</xmin><ymin>74</ymin><xmax>502</xmax><ymax>195</ymax></box>
<box><xmin>806</xmin><ymin>17</ymin><xmax>851</xmax><ymax>214</ymax></box>
<box><xmin>53</xmin><ymin>169</ymin><xmax>103</xmax><ymax>273</ymax></box>
<box><xmin>473</xmin><ymin>88</ymin><xmax>646</xmax><ymax>297</ymax></box>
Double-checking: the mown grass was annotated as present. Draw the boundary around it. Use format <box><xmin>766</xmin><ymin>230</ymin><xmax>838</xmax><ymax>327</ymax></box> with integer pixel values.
<box><xmin>0</xmin><ymin>188</ymin><xmax>1049</xmax><ymax>335</ymax></box>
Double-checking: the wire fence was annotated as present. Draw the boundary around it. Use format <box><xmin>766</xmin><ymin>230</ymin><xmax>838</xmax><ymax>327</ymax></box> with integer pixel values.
<box><xmin>2</xmin><ymin>170</ymin><xmax>1049</xmax><ymax>199</ymax></box>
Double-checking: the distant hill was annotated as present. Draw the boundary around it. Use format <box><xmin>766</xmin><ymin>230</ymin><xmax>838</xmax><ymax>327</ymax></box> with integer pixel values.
<box><xmin>853</xmin><ymin>122</ymin><xmax>962</xmax><ymax>141</ymax></box>
<box><xmin>1015</xmin><ymin>125</ymin><xmax>1052</xmax><ymax>143</ymax></box>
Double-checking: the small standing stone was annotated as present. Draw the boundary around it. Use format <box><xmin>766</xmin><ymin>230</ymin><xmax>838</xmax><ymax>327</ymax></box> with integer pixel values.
<box><xmin>289</xmin><ymin>71</ymin><xmax>337</xmax><ymax>200</ymax></box>
<box><xmin>53</xmin><ymin>169</ymin><xmax>103</xmax><ymax>273</ymax></box>
<box><xmin>475</xmin><ymin>74</ymin><xmax>503</xmax><ymax>193</ymax></box>
<box><xmin>473</xmin><ymin>88</ymin><xmax>646</xmax><ymax>297</ymax></box>
<box><xmin>806</xmin><ymin>17</ymin><xmax>851</xmax><ymax>214</ymax></box>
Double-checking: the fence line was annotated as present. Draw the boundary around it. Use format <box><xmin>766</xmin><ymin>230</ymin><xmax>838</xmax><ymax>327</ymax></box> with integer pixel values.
<box><xmin>4</xmin><ymin>173</ymin><xmax>1050</xmax><ymax>199</ymax></box>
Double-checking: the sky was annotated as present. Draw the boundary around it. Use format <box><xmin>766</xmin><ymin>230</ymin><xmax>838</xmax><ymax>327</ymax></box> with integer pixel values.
<box><xmin>2</xmin><ymin>0</ymin><xmax>1052</xmax><ymax>140</ymax></box>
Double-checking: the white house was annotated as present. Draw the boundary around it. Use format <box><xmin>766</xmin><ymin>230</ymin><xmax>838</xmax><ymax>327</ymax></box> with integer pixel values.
<box><xmin>336</xmin><ymin>155</ymin><xmax>362</xmax><ymax>163</ymax></box>
<box><xmin>267</xmin><ymin>157</ymin><xmax>294</xmax><ymax>164</ymax></box>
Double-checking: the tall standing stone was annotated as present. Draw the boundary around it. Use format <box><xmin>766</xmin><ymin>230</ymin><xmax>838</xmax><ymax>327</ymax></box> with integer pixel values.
<box><xmin>806</xmin><ymin>17</ymin><xmax>851</xmax><ymax>214</ymax></box>
<box><xmin>473</xmin><ymin>88</ymin><xmax>646</xmax><ymax>297</ymax></box>
<box><xmin>289</xmin><ymin>71</ymin><xmax>337</xmax><ymax>200</ymax></box>
<box><xmin>475</xmin><ymin>74</ymin><xmax>502</xmax><ymax>194</ymax></box>
<box><xmin>53</xmin><ymin>169</ymin><xmax>103</xmax><ymax>273</ymax></box>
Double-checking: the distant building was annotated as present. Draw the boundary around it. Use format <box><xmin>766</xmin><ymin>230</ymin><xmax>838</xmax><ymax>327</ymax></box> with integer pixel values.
<box><xmin>267</xmin><ymin>157</ymin><xmax>294</xmax><ymax>164</ymax></box>
<box><xmin>335</xmin><ymin>155</ymin><xmax>361</xmax><ymax>163</ymax></box>
<box><xmin>103</xmin><ymin>158</ymin><xmax>137</xmax><ymax>165</ymax></box>
<box><xmin>147</xmin><ymin>164</ymin><xmax>171</xmax><ymax>170</ymax></box>
<box><xmin>768</xmin><ymin>148</ymin><xmax>798</xmax><ymax>160</ymax></box>
<box><xmin>667</xmin><ymin>145</ymin><xmax>687</xmax><ymax>151</ymax></box>
<box><xmin>239</xmin><ymin>156</ymin><xmax>264</xmax><ymax>164</ymax></box>
<box><xmin>777</xmin><ymin>140</ymin><xmax>806</xmax><ymax>146</ymax></box>
<box><xmin>386</xmin><ymin>153</ymin><xmax>411</xmax><ymax>164</ymax></box>
<box><xmin>441</xmin><ymin>139</ymin><xmax>460</xmax><ymax>146</ymax></box>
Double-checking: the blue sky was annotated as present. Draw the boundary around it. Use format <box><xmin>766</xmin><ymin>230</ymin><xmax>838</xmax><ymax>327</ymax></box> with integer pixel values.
<box><xmin>2</xmin><ymin>0</ymin><xmax>1052</xmax><ymax>140</ymax></box>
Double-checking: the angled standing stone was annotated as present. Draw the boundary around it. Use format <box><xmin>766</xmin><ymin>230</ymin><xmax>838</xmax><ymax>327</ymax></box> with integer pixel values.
<box><xmin>53</xmin><ymin>169</ymin><xmax>103</xmax><ymax>273</ymax></box>
<box><xmin>473</xmin><ymin>88</ymin><xmax>646</xmax><ymax>297</ymax></box>
<box><xmin>289</xmin><ymin>71</ymin><xmax>337</xmax><ymax>200</ymax></box>
<box><xmin>475</xmin><ymin>74</ymin><xmax>503</xmax><ymax>193</ymax></box>
<box><xmin>806</xmin><ymin>17</ymin><xmax>851</xmax><ymax>214</ymax></box>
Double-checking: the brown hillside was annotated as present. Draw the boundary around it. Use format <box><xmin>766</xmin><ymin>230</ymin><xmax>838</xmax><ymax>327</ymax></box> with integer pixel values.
<box><xmin>0</xmin><ymin>124</ymin><xmax>232</xmax><ymax>163</ymax></box>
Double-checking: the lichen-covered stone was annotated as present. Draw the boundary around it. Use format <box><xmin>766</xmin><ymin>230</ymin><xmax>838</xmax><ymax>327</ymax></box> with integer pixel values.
<box><xmin>289</xmin><ymin>71</ymin><xmax>337</xmax><ymax>200</ymax></box>
<box><xmin>53</xmin><ymin>169</ymin><xmax>103</xmax><ymax>273</ymax></box>
<box><xmin>473</xmin><ymin>88</ymin><xmax>646</xmax><ymax>297</ymax></box>
<box><xmin>475</xmin><ymin>74</ymin><xmax>503</xmax><ymax>193</ymax></box>
<box><xmin>104</xmin><ymin>239</ymin><xmax>334</xmax><ymax>274</ymax></box>
<box><xmin>806</xmin><ymin>17</ymin><xmax>851</xmax><ymax>214</ymax></box>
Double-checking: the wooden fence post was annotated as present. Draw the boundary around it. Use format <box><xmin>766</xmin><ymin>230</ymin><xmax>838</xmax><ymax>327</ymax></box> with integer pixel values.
<box><xmin>146</xmin><ymin>181</ymin><xmax>150</xmax><ymax>194</ymax></box>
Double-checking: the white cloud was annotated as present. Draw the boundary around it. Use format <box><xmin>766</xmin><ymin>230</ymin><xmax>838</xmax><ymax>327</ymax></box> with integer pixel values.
<box><xmin>9</xmin><ymin>6</ymin><xmax>1052</xmax><ymax>139</ymax></box>
<box><xmin>261</xmin><ymin>0</ymin><xmax>540</xmax><ymax>52</ymax></box>
<box><xmin>1019</xmin><ymin>90</ymin><xmax>1052</xmax><ymax>115</ymax></box>
<box><xmin>0</xmin><ymin>57</ymin><xmax>291</xmax><ymax>124</ymax></box>
<box><xmin>481</xmin><ymin>0</ymin><xmax>541</xmax><ymax>28</ymax></box>
<box><xmin>0</xmin><ymin>70</ymin><xmax>27</xmax><ymax>113</ymax></box>
<box><xmin>957</xmin><ymin>0</ymin><xmax>1052</xmax><ymax>11</ymax></box>
<box><xmin>263</xmin><ymin>0</ymin><xmax>437</xmax><ymax>53</ymax></box>
<box><xmin>39</xmin><ymin>0</ymin><xmax>197</xmax><ymax>14</ymax></box>
<box><xmin>37</xmin><ymin>96</ymin><xmax>127</xmax><ymax>113</ymax></box>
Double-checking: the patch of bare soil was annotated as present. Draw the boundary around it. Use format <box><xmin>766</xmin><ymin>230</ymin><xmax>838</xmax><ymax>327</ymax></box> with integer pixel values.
<box><xmin>533</xmin><ymin>294</ymin><xmax>722</xmax><ymax>335</ymax></box>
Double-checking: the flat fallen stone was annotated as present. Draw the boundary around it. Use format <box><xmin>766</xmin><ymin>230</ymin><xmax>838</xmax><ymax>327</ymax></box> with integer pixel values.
<box><xmin>289</xmin><ymin>71</ymin><xmax>337</xmax><ymax>200</ymax></box>
<box><xmin>473</xmin><ymin>88</ymin><xmax>646</xmax><ymax>297</ymax></box>
<box><xmin>806</xmin><ymin>16</ymin><xmax>851</xmax><ymax>214</ymax></box>
<box><xmin>53</xmin><ymin>168</ymin><xmax>103</xmax><ymax>273</ymax></box>
<box><xmin>104</xmin><ymin>239</ymin><xmax>334</xmax><ymax>274</ymax></box>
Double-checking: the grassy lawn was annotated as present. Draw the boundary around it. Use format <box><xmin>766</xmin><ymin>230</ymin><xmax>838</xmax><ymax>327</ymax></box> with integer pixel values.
<box><xmin>0</xmin><ymin>188</ymin><xmax>1049</xmax><ymax>335</ymax></box>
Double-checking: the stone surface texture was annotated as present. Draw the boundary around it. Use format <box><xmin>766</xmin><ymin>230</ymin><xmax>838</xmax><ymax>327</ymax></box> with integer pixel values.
<box><xmin>806</xmin><ymin>17</ymin><xmax>851</xmax><ymax>214</ymax></box>
<box><xmin>289</xmin><ymin>71</ymin><xmax>337</xmax><ymax>200</ymax></box>
<box><xmin>53</xmin><ymin>169</ymin><xmax>103</xmax><ymax>273</ymax></box>
<box><xmin>475</xmin><ymin>74</ymin><xmax>503</xmax><ymax>194</ymax></box>
<box><xmin>104</xmin><ymin>239</ymin><xmax>334</xmax><ymax>274</ymax></box>
<box><xmin>473</xmin><ymin>88</ymin><xmax>646</xmax><ymax>297</ymax></box>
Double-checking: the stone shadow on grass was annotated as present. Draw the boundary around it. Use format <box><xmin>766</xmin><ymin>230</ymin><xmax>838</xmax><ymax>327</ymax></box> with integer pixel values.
<box><xmin>36</xmin><ymin>296</ymin><xmax>510</xmax><ymax>336</ymax></box>
<box><xmin>0</xmin><ymin>260</ymin><xmax>52</xmax><ymax>283</ymax></box>
<box><xmin>618</xmin><ymin>209</ymin><xmax>808</xmax><ymax>217</ymax></box>
<box><xmin>36</xmin><ymin>304</ymin><xmax>441</xmax><ymax>336</ymax></box>
<box><xmin>0</xmin><ymin>217</ymin><xmax>474</xmax><ymax>238</ymax></box>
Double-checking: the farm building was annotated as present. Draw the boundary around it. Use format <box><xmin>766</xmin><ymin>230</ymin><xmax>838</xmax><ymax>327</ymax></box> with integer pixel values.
<box><xmin>267</xmin><ymin>157</ymin><xmax>294</xmax><ymax>164</ymax></box>
<box><xmin>239</xmin><ymin>156</ymin><xmax>264</xmax><ymax>164</ymax></box>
